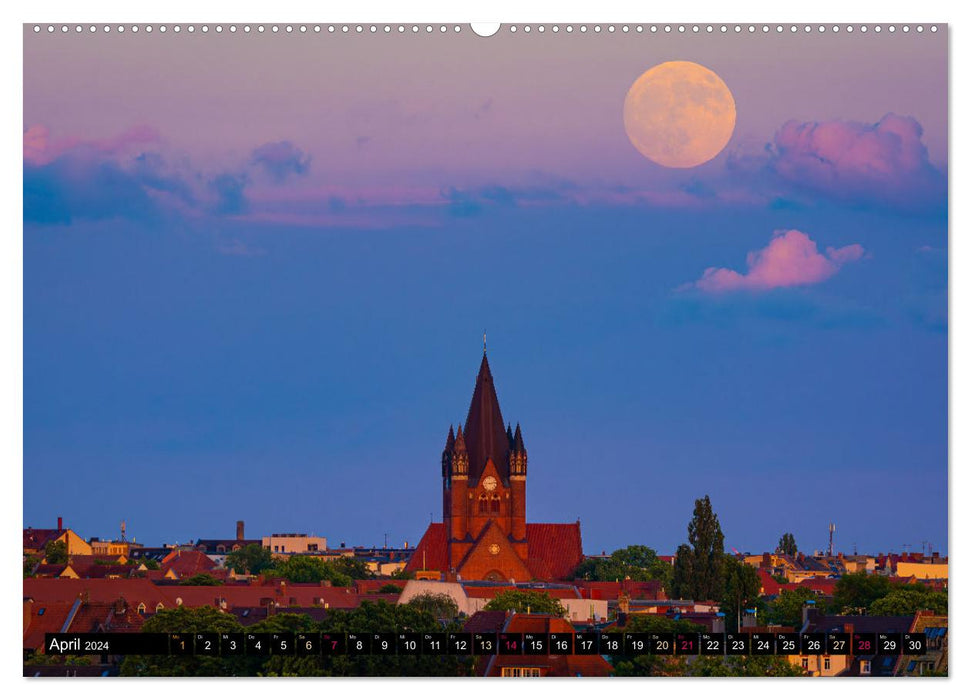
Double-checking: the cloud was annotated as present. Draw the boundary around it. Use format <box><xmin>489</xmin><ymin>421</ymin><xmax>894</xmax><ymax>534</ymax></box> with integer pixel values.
<box><xmin>686</xmin><ymin>229</ymin><xmax>866</xmax><ymax>293</ymax></box>
<box><xmin>208</xmin><ymin>173</ymin><xmax>248</xmax><ymax>215</ymax></box>
<box><xmin>250</xmin><ymin>141</ymin><xmax>311</xmax><ymax>183</ymax></box>
<box><xmin>770</xmin><ymin>114</ymin><xmax>945</xmax><ymax>209</ymax></box>
<box><xmin>23</xmin><ymin>125</ymin><xmax>190</xmax><ymax>225</ymax></box>
<box><xmin>24</xmin><ymin>123</ymin><xmax>160</xmax><ymax>166</ymax></box>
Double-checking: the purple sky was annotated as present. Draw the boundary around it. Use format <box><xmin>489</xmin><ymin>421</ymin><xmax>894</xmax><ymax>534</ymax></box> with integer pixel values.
<box><xmin>23</xmin><ymin>27</ymin><xmax>948</xmax><ymax>556</ymax></box>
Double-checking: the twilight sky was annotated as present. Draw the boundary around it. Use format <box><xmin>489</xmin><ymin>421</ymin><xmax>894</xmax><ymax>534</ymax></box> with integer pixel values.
<box><xmin>23</xmin><ymin>26</ymin><xmax>948</xmax><ymax>557</ymax></box>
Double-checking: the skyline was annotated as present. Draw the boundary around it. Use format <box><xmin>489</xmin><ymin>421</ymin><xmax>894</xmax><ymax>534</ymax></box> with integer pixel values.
<box><xmin>24</xmin><ymin>27</ymin><xmax>947</xmax><ymax>556</ymax></box>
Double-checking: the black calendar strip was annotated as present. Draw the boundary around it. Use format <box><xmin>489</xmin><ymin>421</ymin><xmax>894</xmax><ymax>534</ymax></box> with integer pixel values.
<box><xmin>44</xmin><ymin>631</ymin><xmax>927</xmax><ymax>657</ymax></box>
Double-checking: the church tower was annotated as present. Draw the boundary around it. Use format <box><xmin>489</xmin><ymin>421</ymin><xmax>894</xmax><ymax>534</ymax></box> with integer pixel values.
<box><xmin>441</xmin><ymin>351</ymin><xmax>530</xmax><ymax>579</ymax></box>
<box><xmin>408</xmin><ymin>347</ymin><xmax>583</xmax><ymax>583</ymax></box>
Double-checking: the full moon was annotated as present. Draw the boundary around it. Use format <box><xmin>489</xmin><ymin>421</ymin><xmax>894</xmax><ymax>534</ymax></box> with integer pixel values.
<box><xmin>623</xmin><ymin>61</ymin><xmax>736</xmax><ymax>169</ymax></box>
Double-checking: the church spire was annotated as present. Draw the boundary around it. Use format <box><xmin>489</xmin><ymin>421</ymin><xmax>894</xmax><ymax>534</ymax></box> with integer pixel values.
<box><xmin>464</xmin><ymin>351</ymin><xmax>510</xmax><ymax>481</ymax></box>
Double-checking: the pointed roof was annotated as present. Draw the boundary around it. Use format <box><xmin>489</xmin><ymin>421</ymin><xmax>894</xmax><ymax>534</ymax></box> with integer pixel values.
<box><xmin>444</xmin><ymin>425</ymin><xmax>455</xmax><ymax>452</ymax></box>
<box><xmin>464</xmin><ymin>352</ymin><xmax>510</xmax><ymax>481</ymax></box>
<box><xmin>513</xmin><ymin>423</ymin><xmax>525</xmax><ymax>452</ymax></box>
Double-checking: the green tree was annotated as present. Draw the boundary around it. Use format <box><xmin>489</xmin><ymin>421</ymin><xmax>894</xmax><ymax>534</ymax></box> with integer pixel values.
<box><xmin>390</xmin><ymin>568</ymin><xmax>415</xmax><ymax>580</ymax></box>
<box><xmin>671</xmin><ymin>496</ymin><xmax>724</xmax><ymax>601</ymax></box>
<box><xmin>406</xmin><ymin>592</ymin><xmax>459</xmax><ymax>620</ymax></box>
<box><xmin>670</xmin><ymin>544</ymin><xmax>695</xmax><ymax>599</ymax></box>
<box><xmin>266</xmin><ymin>600</ymin><xmax>472</xmax><ymax>677</ymax></box>
<box><xmin>870</xmin><ymin>588</ymin><xmax>947</xmax><ymax>616</ymax></box>
<box><xmin>180</xmin><ymin>573</ymin><xmax>221</xmax><ymax>586</ymax></box>
<box><xmin>45</xmin><ymin>540</ymin><xmax>68</xmax><ymax>565</ymax></box>
<box><xmin>23</xmin><ymin>555</ymin><xmax>40</xmax><ymax>578</ymax></box>
<box><xmin>720</xmin><ymin>556</ymin><xmax>761</xmax><ymax>632</ymax></box>
<box><xmin>687</xmin><ymin>496</ymin><xmax>725</xmax><ymax>600</ymax></box>
<box><xmin>330</xmin><ymin>556</ymin><xmax>371</xmax><ymax>581</ymax></box>
<box><xmin>262</xmin><ymin>556</ymin><xmax>353</xmax><ymax>586</ymax></box>
<box><xmin>572</xmin><ymin>545</ymin><xmax>673</xmax><ymax>589</ymax></box>
<box><xmin>378</xmin><ymin>583</ymin><xmax>404</xmax><ymax>594</ymax></box>
<box><xmin>484</xmin><ymin>590</ymin><xmax>566</xmax><ymax>616</ymax></box>
<box><xmin>119</xmin><ymin>606</ymin><xmax>247</xmax><ymax>676</ymax></box>
<box><xmin>224</xmin><ymin>543</ymin><xmax>275</xmax><ymax>575</ymax></box>
<box><xmin>766</xmin><ymin>587</ymin><xmax>818</xmax><ymax>628</ymax></box>
<box><xmin>141</xmin><ymin>558</ymin><xmax>161</xmax><ymax>571</ymax></box>
<box><xmin>832</xmin><ymin>572</ymin><xmax>892</xmax><ymax>614</ymax></box>
<box><xmin>777</xmin><ymin>533</ymin><xmax>798</xmax><ymax>556</ymax></box>
<box><xmin>609</xmin><ymin>616</ymin><xmax>703</xmax><ymax>676</ymax></box>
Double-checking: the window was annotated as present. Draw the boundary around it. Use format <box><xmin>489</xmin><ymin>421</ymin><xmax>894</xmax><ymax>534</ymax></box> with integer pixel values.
<box><xmin>156</xmin><ymin>603</ymin><xmax>164</xmax><ymax>612</ymax></box>
<box><xmin>137</xmin><ymin>603</ymin><xmax>146</xmax><ymax>614</ymax></box>
<box><xmin>801</xmin><ymin>657</ymin><xmax>809</xmax><ymax>670</ymax></box>
<box><xmin>37</xmin><ymin>607</ymin><xmax>46</xmax><ymax>616</ymax></box>
<box><xmin>861</xmin><ymin>660</ymin><xmax>871</xmax><ymax>675</ymax></box>
<box><xmin>216</xmin><ymin>545</ymin><xmax>226</xmax><ymax>553</ymax></box>
<box><xmin>501</xmin><ymin>667</ymin><xmax>541</xmax><ymax>677</ymax></box>
<box><xmin>824</xmin><ymin>657</ymin><xmax>831</xmax><ymax>671</ymax></box>
<box><xmin>308</xmin><ymin>544</ymin><xmax>318</xmax><ymax>552</ymax></box>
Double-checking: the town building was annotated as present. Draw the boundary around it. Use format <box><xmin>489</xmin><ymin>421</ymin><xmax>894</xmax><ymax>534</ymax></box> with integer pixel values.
<box><xmin>406</xmin><ymin>352</ymin><xmax>584</xmax><ymax>582</ymax></box>
<box><xmin>262</xmin><ymin>533</ymin><xmax>328</xmax><ymax>554</ymax></box>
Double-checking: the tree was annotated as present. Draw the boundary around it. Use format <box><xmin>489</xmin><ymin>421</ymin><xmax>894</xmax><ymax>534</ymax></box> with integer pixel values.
<box><xmin>406</xmin><ymin>592</ymin><xmax>460</xmax><ymax>620</ymax></box>
<box><xmin>832</xmin><ymin>572</ymin><xmax>892</xmax><ymax>614</ymax></box>
<box><xmin>870</xmin><ymin>588</ymin><xmax>947</xmax><ymax>616</ymax></box>
<box><xmin>671</xmin><ymin>496</ymin><xmax>725</xmax><ymax>601</ymax></box>
<box><xmin>766</xmin><ymin>587</ymin><xmax>818</xmax><ymax>628</ymax></box>
<box><xmin>777</xmin><ymin>533</ymin><xmax>798</xmax><ymax>557</ymax></box>
<box><xmin>670</xmin><ymin>544</ymin><xmax>695</xmax><ymax>599</ymax></box>
<box><xmin>720</xmin><ymin>556</ymin><xmax>761</xmax><ymax>632</ymax></box>
<box><xmin>572</xmin><ymin>545</ymin><xmax>673</xmax><ymax>589</ymax></box>
<box><xmin>224</xmin><ymin>543</ymin><xmax>275</xmax><ymax>575</ymax></box>
<box><xmin>266</xmin><ymin>600</ymin><xmax>472</xmax><ymax>677</ymax></box>
<box><xmin>378</xmin><ymin>583</ymin><xmax>404</xmax><ymax>594</ymax></box>
<box><xmin>390</xmin><ymin>568</ymin><xmax>415</xmax><ymax>580</ymax></box>
<box><xmin>686</xmin><ymin>496</ymin><xmax>725</xmax><ymax>601</ymax></box>
<box><xmin>180</xmin><ymin>573</ymin><xmax>221</xmax><ymax>586</ymax></box>
<box><xmin>484</xmin><ymin>590</ymin><xmax>566</xmax><ymax>616</ymax></box>
<box><xmin>262</xmin><ymin>556</ymin><xmax>353</xmax><ymax>586</ymax></box>
<box><xmin>141</xmin><ymin>558</ymin><xmax>161</xmax><ymax>571</ymax></box>
<box><xmin>119</xmin><ymin>606</ymin><xmax>248</xmax><ymax>677</ymax></box>
<box><xmin>45</xmin><ymin>540</ymin><xmax>68</xmax><ymax>565</ymax></box>
<box><xmin>609</xmin><ymin>616</ymin><xmax>702</xmax><ymax>676</ymax></box>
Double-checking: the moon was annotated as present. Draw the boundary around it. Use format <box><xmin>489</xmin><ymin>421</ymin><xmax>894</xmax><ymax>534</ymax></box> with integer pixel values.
<box><xmin>623</xmin><ymin>61</ymin><xmax>736</xmax><ymax>169</ymax></box>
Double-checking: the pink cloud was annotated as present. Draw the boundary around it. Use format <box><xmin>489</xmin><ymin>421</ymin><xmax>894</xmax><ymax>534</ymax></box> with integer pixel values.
<box><xmin>23</xmin><ymin>123</ymin><xmax>160</xmax><ymax>166</ymax></box>
<box><xmin>772</xmin><ymin>114</ymin><xmax>944</xmax><ymax>206</ymax></box>
<box><xmin>689</xmin><ymin>229</ymin><xmax>866</xmax><ymax>293</ymax></box>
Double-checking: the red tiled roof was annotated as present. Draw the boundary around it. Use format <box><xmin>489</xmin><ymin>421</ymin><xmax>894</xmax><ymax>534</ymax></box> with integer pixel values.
<box><xmin>170</xmin><ymin>584</ymin><xmax>361</xmax><ymax>610</ymax></box>
<box><xmin>463</xmin><ymin>585</ymin><xmax>578</xmax><ymax>600</ymax></box>
<box><xmin>404</xmin><ymin>523</ymin><xmax>448</xmax><ymax>573</ymax></box>
<box><xmin>526</xmin><ymin>523</ymin><xmax>583</xmax><ymax>580</ymax></box>
<box><xmin>574</xmin><ymin>580</ymin><xmax>665</xmax><ymax>600</ymax></box>
<box><xmin>463</xmin><ymin>610</ymin><xmax>509</xmax><ymax>633</ymax></box>
<box><xmin>23</xmin><ymin>578</ymin><xmax>177</xmax><ymax>610</ymax></box>
<box><xmin>23</xmin><ymin>529</ymin><xmax>65</xmax><ymax>551</ymax></box>
<box><xmin>31</xmin><ymin>564</ymin><xmax>72</xmax><ymax>578</ymax></box>
<box><xmin>161</xmin><ymin>550</ymin><xmax>216</xmax><ymax>577</ymax></box>
<box><xmin>479</xmin><ymin>614</ymin><xmax>614</xmax><ymax>677</ymax></box>
<box><xmin>405</xmin><ymin>521</ymin><xmax>583</xmax><ymax>581</ymax></box>
<box><xmin>23</xmin><ymin>601</ymin><xmax>75</xmax><ymax>651</ymax></box>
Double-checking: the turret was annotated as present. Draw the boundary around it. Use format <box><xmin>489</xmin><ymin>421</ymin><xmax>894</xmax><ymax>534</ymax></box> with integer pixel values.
<box><xmin>451</xmin><ymin>425</ymin><xmax>469</xmax><ymax>476</ymax></box>
<box><xmin>442</xmin><ymin>425</ymin><xmax>455</xmax><ymax>478</ymax></box>
<box><xmin>509</xmin><ymin>423</ymin><xmax>527</xmax><ymax>476</ymax></box>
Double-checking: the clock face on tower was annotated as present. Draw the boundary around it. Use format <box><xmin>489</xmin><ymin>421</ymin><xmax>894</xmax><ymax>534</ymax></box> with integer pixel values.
<box><xmin>482</xmin><ymin>476</ymin><xmax>497</xmax><ymax>491</ymax></box>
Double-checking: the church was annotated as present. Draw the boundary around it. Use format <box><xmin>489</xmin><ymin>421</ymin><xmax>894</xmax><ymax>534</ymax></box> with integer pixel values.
<box><xmin>406</xmin><ymin>351</ymin><xmax>584</xmax><ymax>582</ymax></box>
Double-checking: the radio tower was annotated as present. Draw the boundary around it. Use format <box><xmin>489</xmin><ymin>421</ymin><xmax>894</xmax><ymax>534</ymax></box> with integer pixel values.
<box><xmin>827</xmin><ymin>523</ymin><xmax>835</xmax><ymax>557</ymax></box>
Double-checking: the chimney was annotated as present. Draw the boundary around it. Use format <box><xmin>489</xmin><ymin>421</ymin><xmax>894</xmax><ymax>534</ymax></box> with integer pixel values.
<box><xmin>236</xmin><ymin>521</ymin><xmax>245</xmax><ymax>541</ymax></box>
<box><xmin>802</xmin><ymin>600</ymin><xmax>818</xmax><ymax>627</ymax></box>
<box><xmin>57</xmin><ymin>516</ymin><xmax>63</xmax><ymax>531</ymax></box>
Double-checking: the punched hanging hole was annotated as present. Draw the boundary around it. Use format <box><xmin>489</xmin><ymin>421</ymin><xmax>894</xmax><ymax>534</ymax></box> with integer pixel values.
<box><xmin>470</xmin><ymin>23</ymin><xmax>501</xmax><ymax>37</ymax></box>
